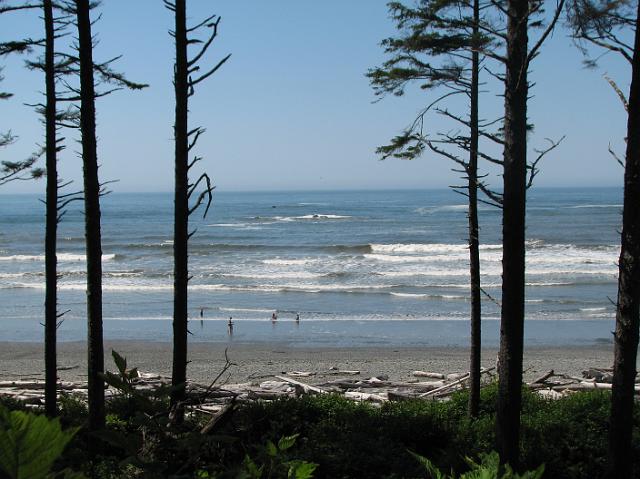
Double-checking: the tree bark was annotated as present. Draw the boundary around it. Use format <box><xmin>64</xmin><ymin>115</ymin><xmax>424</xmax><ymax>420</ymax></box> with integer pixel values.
<box><xmin>76</xmin><ymin>0</ymin><xmax>105</xmax><ymax>431</ymax></box>
<box><xmin>43</xmin><ymin>0</ymin><xmax>58</xmax><ymax>418</ymax></box>
<box><xmin>467</xmin><ymin>0</ymin><xmax>481</xmax><ymax>419</ymax></box>
<box><xmin>171</xmin><ymin>0</ymin><xmax>189</xmax><ymax>415</ymax></box>
<box><xmin>608</xmin><ymin>3</ymin><xmax>640</xmax><ymax>477</ymax></box>
<box><xmin>496</xmin><ymin>0</ymin><xmax>528</xmax><ymax>467</ymax></box>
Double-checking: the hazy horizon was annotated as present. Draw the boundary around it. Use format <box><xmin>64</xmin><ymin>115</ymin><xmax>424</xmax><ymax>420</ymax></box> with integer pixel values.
<box><xmin>0</xmin><ymin>184</ymin><xmax>624</xmax><ymax>196</ymax></box>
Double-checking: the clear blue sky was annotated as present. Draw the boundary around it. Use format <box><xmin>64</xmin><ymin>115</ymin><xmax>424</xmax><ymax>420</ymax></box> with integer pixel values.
<box><xmin>0</xmin><ymin>1</ymin><xmax>631</xmax><ymax>194</ymax></box>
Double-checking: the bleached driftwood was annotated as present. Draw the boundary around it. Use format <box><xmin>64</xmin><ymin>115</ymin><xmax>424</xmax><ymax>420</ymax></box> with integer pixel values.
<box><xmin>200</xmin><ymin>402</ymin><xmax>235</xmax><ymax>434</ymax></box>
<box><xmin>344</xmin><ymin>391</ymin><xmax>387</xmax><ymax>403</ymax></box>
<box><xmin>536</xmin><ymin>389</ymin><xmax>565</xmax><ymax>400</ymax></box>
<box><xmin>529</xmin><ymin>370</ymin><xmax>555</xmax><ymax>385</ymax></box>
<box><xmin>6</xmin><ymin>364</ymin><xmax>635</xmax><ymax>411</ymax></box>
<box><xmin>285</xmin><ymin>371</ymin><xmax>316</xmax><ymax>377</ymax></box>
<box><xmin>419</xmin><ymin>367</ymin><xmax>496</xmax><ymax>398</ymax></box>
<box><xmin>275</xmin><ymin>375</ymin><xmax>329</xmax><ymax>395</ymax></box>
<box><xmin>412</xmin><ymin>371</ymin><xmax>445</xmax><ymax>379</ymax></box>
<box><xmin>551</xmin><ymin>382</ymin><xmax>607</xmax><ymax>391</ymax></box>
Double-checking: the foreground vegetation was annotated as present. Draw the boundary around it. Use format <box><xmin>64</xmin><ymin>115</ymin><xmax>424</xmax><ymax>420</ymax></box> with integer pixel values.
<box><xmin>1</xmin><ymin>383</ymin><xmax>638</xmax><ymax>478</ymax></box>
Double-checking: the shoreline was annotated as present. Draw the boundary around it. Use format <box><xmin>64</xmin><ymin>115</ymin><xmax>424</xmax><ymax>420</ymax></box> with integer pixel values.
<box><xmin>0</xmin><ymin>340</ymin><xmax>618</xmax><ymax>385</ymax></box>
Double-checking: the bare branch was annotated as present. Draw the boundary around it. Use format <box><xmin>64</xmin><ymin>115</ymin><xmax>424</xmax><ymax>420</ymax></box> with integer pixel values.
<box><xmin>187</xmin><ymin>173</ymin><xmax>215</xmax><ymax>218</ymax></box>
<box><xmin>604</xmin><ymin>74</ymin><xmax>628</xmax><ymax>111</ymax></box>
<box><xmin>608</xmin><ymin>143</ymin><xmax>624</xmax><ymax>168</ymax></box>
<box><xmin>189</xmin><ymin>53</ymin><xmax>231</xmax><ymax>86</ymax></box>
<box><xmin>527</xmin><ymin>0</ymin><xmax>565</xmax><ymax>66</ymax></box>
<box><xmin>527</xmin><ymin>136</ymin><xmax>565</xmax><ymax>189</ymax></box>
<box><xmin>188</xmin><ymin>17</ymin><xmax>220</xmax><ymax>67</ymax></box>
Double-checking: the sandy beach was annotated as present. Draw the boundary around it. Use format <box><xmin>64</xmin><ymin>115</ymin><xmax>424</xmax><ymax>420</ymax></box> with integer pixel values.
<box><xmin>0</xmin><ymin>341</ymin><xmax>617</xmax><ymax>385</ymax></box>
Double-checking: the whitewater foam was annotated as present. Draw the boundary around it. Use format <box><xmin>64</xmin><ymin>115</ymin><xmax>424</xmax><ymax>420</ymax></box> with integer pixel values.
<box><xmin>0</xmin><ymin>253</ymin><xmax>117</xmax><ymax>262</ymax></box>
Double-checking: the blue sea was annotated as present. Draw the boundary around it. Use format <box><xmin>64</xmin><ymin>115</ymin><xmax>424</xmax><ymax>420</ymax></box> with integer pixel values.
<box><xmin>0</xmin><ymin>188</ymin><xmax>621</xmax><ymax>347</ymax></box>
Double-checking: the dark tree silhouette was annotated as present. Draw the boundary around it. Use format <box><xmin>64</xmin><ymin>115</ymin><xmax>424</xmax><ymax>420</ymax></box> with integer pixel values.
<box><xmin>495</xmin><ymin>0</ymin><xmax>564</xmax><ymax>466</ymax></box>
<box><xmin>56</xmin><ymin>0</ymin><xmax>146</xmax><ymax>430</ymax></box>
<box><xmin>26</xmin><ymin>0</ymin><xmax>80</xmax><ymax>418</ymax></box>
<box><xmin>76</xmin><ymin>0</ymin><xmax>105</xmax><ymax>431</ymax></box>
<box><xmin>610</xmin><ymin>17</ymin><xmax>640</xmax><ymax>475</ymax></box>
<box><xmin>368</xmin><ymin>0</ymin><xmax>494</xmax><ymax>418</ymax></box>
<box><xmin>43</xmin><ymin>0</ymin><xmax>58</xmax><ymax>418</ymax></box>
<box><xmin>164</xmin><ymin>0</ymin><xmax>230</xmax><ymax>418</ymax></box>
<box><xmin>568</xmin><ymin>2</ymin><xmax>640</xmax><ymax>476</ymax></box>
<box><xmin>496</xmin><ymin>0</ymin><xmax>530</xmax><ymax>465</ymax></box>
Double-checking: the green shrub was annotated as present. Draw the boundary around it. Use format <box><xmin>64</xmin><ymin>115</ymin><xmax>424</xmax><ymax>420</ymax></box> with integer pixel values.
<box><xmin>0</xmin><ymin>403</ymin><xmax>79</xmax><ymax>479</ymax></box>
<box><xmin>412</xmin><ymin>450</ymin><xmax>544</xmax><ymax>479</ymax></box>
<box><xmin>520</xmin><ymin>390</ymin><xmax>617</xmax><ymax>478</ymax></box>
<box><xmin>217</xmin><ymin>386</ymin><xmax>640</xmax><ymax>479</ymax></box>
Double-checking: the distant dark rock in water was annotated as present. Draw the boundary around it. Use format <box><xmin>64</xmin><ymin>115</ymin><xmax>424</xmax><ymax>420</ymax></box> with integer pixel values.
<box><xmin>272</xmin><ymin>205</ymin><xmax>277</xmax><ymax>208</ymax></box>
<box><xmin>594</xmin><ymin>337</ymin><xmax>613</xmax><ymax>344</ymax></box>
<box><xmin>313</xmin><ymin>214</ymin><xmax>319</xmax><ymax>218</ymax></box>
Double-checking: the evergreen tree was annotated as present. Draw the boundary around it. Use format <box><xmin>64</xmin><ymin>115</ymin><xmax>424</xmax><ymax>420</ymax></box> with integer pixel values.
<box><xmin>25</xmin><ymin>0</ymin><xmax>79</xmax><ymax>418</ymax></box>
<box><xmin>368</xmin><ymin>0</ymin><xmax>493</xmax><ymax>418</ymax></box>
<box><xmin>58</xmin><ymin>0</ymin><xmax>146</xmax><ymax>430</ymax></box>
<box><xmin>568</xmin><ymin>1</ymin><xmax>640</xmax><ymax>476</ymax></box>
<box><xmin>496</xmin><ymin>0</ymin><xmax>564</xmax><ymax>466</ymax></box>
<box><xmin>43</xmin><ymin>0</ymin><xmax>59</xmax><ymax>418</ymax></box>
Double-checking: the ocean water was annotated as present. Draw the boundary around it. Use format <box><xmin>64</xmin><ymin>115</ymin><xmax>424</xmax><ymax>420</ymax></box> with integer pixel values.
<box><xmin>0</xmin><ymin>188</ymin><xmax>621</xmax><ymax>347</ymax></box>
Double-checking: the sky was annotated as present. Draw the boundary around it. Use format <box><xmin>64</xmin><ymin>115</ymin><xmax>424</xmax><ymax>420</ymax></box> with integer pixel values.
<box><xmin>0</xmin><ymin>0</ymin><xmax>632</xmax><ymax>194</ymax></box>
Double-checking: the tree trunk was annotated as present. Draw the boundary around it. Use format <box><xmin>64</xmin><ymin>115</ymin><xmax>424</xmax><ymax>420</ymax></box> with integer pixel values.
<box><xmin>43</xmin><ymin>0</ymin><xmax>58</xmax><ymax>418</ymax></box>
<box><xmin>467</xmin><ymin>0</ymin><xmax>481</xmax><ymax>419</ymax></box>
<box><xmin>76</xmin><ymin>0</ymin><xmax>105</xmax><ymax>431</ymax></box>
<box><xmin>608</xmin><ymin>3</ymin><xmax>640</xmax><ymax>477</ymax></box>
<box><xmin>171</xmin><ymin>0</ymin><xmax>189</xmax><ymax>416</ymax></box>
<box><xmin>496</xmin><ymin>0</ymin><xmax>528</xmax><ymax>467</ymax></box>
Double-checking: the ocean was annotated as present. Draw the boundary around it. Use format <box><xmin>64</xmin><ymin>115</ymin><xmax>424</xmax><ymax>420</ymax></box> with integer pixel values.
<box><xmin>0</xmin><ymin>188</ymin><xmax>621</xmax><ymax>347</ymax></box>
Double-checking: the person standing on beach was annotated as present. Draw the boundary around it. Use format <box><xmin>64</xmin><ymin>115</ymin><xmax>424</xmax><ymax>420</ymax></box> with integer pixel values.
<box><xmin>228</xmin><ymin>317</ymin><xmax>233</xmax><ymax>336</ymax></box>
<box><xmin>296</xmin><ymin>313</ymin><xmax>300</xmax><ymax>323</ymax></box>
<box><xmin>200</xmin><ymin>308</ymin><xmax>204</xmax><ymax>328</ymax></box>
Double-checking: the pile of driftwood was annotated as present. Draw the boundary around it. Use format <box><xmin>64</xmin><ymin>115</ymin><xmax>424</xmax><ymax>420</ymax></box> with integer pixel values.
<box><xmin>526</xmin><ymin>368</ymin><xmax>640</xmax><ymax>400</ymax></box>
<box><xmin>1</xmin><ymin>366</ymin><xmax>638</xmax><ymax>413</ymax></box>
<box><xmin>0</xmin><ymin>366</ymin><xmax>495</xmax><ymax>411</ymax></box>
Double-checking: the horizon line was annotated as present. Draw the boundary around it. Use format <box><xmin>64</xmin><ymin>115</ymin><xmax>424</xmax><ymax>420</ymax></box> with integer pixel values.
<box><xmin>0</xmin><ymin>184</ymin><xmax>622</xmax><ymax>196</ymax></box>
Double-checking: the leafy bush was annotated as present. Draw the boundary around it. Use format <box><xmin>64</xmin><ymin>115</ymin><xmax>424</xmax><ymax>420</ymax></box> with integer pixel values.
<box><xmin>412</xmin><ymin>451</ymin><xmax>544</xmax><ymax>479</ymax></box>
<box><xmin>239</xmin><ymin>434</ymin><xmax>317</xmax><ymax>479</ymax></box>
<box><xmin>519</xmin><ymin>390</ymin><xmax>620</xmax><ymax>478</ymax></box>
<box><xmin>0</xmin><ymin>403</ymin><xmax>79</xmax><ymax>479</ymax></box>
<box><xmin>218</xmin><ymin>386</ymin><xmax>639</xmax><ymax>479</ymax></box>
<box><xmin>226</xmin><ymin>394</ymin><xmax>455</xmax><ymax>478</ymax></box>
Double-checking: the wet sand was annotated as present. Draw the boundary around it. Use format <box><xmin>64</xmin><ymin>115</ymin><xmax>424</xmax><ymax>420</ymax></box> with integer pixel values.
<box><xmin>0</xmin><ymin>341</ymin><xmax>616</xmax><ymax>384</ymax></box>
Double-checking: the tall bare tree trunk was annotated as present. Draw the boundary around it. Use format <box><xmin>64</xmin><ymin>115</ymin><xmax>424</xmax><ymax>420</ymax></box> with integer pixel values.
<box><xmin>609</xmin><ymin>4</ymin><xmax>640</xmax><ymax>477</ymax></box>
<box><xmin>76</xmin><ymin>0</ymin><xmax>104</xmax><ymax>431</ymax></box>
<box><xmin>43</xmin><ymin>0</ymin><xmax>58</xmax><ymax>418</ymax></box>
<box><xmin>171</xmin><ymin>0</ymin><xmax>189</xmax><ymax>414</ymax></box>
<box><xmin>496</xmin><ymin>0</ymin><xmax>528</xmax><ymax>466</ymax></box>
<box><xmin>467</xmin><ymin>0</ymin><xmax>481</xmax><ymax>419</ymax></box>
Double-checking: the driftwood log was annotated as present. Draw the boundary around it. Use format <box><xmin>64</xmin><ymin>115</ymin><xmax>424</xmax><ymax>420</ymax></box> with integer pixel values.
<box><xmin>3</xmin><ymin>363</ymin><xmax>635</xmax><ymax>411</ymax></box>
